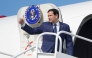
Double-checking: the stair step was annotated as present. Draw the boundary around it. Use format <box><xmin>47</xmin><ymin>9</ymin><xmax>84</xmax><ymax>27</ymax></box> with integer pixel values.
<box><xmin>37</xmin><ymin>53</ymin><xmax>54</xmax><ymax>58</ymax></box>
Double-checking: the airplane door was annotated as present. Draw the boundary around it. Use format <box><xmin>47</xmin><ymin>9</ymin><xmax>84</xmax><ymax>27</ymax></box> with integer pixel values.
<box><xmin>74</xmin><ymin>14</ymin><xmax>92</xmax><ymax>58</ymax></box>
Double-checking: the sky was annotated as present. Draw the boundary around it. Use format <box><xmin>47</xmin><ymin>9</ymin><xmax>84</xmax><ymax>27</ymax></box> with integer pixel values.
<box><xmin>0</xmin><ymin>0</ymin><xmax>89</xmax><ymax>16</ymax></box>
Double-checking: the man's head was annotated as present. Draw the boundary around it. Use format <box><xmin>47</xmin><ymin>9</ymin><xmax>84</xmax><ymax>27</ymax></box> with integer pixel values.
<box><xmin>47</xmin><ymin>9</ymin><xmax>59</xmax><ymax>24</ymax></box>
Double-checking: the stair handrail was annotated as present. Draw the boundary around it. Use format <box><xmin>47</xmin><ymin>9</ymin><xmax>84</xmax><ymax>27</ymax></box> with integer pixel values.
<box><xmin>13</xmin><ymin>32</ymin><xmax>62</xmax><ymax>58</ymax></box>
<box><xmin>0</xmin><ymin>32</ymin><xmax>62</xmax><ymax>58</ymax></box>
<box><xmin>54</xmin><ymin>31</ymin><xmax>92</xmax><ymax>58</ymax></box>
<box><xmin>13</xmin><ymin>31</ymin><xmax>92</xmax><ymax>58</ymax></box>
<box><xmin>35</xmin><ymin>32</ymin><xmax>62</xmax><ymax>58</ymax></box>
<box><xmin>0</xmin><ymin>51</ymin><xmax>13</xmax><ymax>57</ymax></box>
<box><xmin>13</xmin><ymin>45</ymin><xmax>35</xmax><ymax>58</ymax></box>
<box><xmin>1</xmin><ymin>31</ymin><xmax>92</xmax><ymax>58</ymax></box>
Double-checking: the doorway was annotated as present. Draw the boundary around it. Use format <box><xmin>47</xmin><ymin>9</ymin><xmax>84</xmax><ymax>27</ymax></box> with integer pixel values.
<box><xmin>73</xmin><ymin>14</ymin><xmax>92</xmax><ymax>58</ymax></box>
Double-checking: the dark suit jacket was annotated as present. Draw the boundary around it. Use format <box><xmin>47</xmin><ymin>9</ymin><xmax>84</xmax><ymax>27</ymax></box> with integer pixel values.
<box><xmin>21</xmin><ymin>21</ymin><xmax>73</xmax><ymax>55</ymax></box>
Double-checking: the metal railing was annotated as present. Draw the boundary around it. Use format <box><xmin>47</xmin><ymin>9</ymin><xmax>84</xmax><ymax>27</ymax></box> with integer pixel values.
<box><xmin>1</xmin><ymin>31</ymin><xmax>92</xmax><ymax>58</ymax></box>
<box><xmin>0</xmin><ymin>32</ymin><xmax>62</xmax><ymax>58</ymax></box>
<box><xmin>35</xmin><ymin>32</ymin><xmax>62</xmax><ymax>58</ymax></box>
<box><xmin>54</xmin><ymin>31</ymin><xmax>92</xmax><ymax>57</ymax></box>
<box><xmin>0</xmin><ymin>52</ymin><xmax>13</xmax><ymax>57</ymax></box>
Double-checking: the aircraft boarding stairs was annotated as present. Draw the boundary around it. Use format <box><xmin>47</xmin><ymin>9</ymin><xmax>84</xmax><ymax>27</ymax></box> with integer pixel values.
<box><xmin>1</xmin><ymin>31</ymin><xmax>92</xmax><ymax>58</ymax></box>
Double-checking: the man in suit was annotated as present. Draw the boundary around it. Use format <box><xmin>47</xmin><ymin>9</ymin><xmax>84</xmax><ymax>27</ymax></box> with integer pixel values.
<box><xmin>18</xmin><ymin>9</ymin><xmax>73</xmax><ymax>55</ymax></box>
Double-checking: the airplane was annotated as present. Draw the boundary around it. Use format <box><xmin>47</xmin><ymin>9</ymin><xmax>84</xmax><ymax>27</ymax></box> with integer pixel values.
<box><xmin>0</xmin><ymin>15</ymin><xmax>6</xmax><ymax>18</ymax></box>
<box><xmin>0</xmin><ymin>1</ymin><xmax>92</xmax><ymax>58</ymax></box>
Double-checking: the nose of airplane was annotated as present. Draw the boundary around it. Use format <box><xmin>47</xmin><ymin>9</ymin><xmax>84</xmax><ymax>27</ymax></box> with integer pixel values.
<box><xmin>0</xmin><ymin>15</ymin><xmax>6</xmax><ymax>18</ymax></box>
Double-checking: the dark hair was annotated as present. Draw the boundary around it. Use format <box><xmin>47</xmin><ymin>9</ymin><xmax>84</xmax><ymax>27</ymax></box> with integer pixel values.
<box><xmin>47</xmin><ymin>9</ymin><xmax>59</xmax><ymax>18</ymax></box>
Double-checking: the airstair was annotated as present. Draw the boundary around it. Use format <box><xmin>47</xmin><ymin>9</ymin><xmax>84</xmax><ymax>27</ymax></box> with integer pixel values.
<box><xmin>1</xmin><ymin>31</ymin><xmax>92</xmax><ymax>58</ymax></box>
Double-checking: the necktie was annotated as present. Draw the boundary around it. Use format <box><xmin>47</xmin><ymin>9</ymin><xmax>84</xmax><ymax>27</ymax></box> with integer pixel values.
<box><xmin>53</xmin><ymin>24</ymin><xmax>57</xmax><ymax>33</ymax></box>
